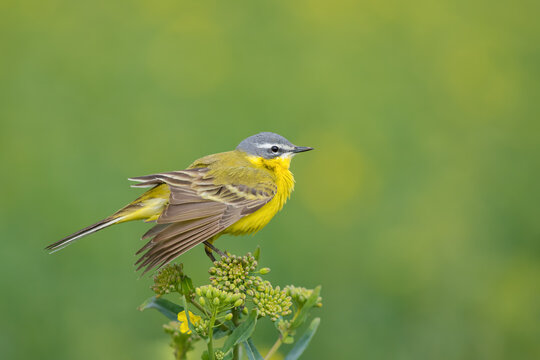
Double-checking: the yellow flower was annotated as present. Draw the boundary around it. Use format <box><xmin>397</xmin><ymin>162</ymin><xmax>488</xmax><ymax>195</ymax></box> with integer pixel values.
<box><xmin>177</xmin><ymin>310</ymin><xmax>201</xmax><ymax>334</ymax></box>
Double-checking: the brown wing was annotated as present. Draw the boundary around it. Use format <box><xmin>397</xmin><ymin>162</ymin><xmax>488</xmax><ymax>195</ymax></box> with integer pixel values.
<box><xmin>129</xmin><ymin>167</ymin><xmax>275</xmax><ymax>273</ymax></box>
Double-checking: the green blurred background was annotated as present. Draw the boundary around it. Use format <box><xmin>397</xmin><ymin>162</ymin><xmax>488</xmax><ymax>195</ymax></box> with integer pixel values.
<box><xmin>1</xmin><ymin>0</ymin><xmax>539</xmax><ymax>359</ymax></box>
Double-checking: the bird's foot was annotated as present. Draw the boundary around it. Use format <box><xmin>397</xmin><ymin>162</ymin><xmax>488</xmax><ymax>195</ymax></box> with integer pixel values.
<box><xmin>203</xmin><ymin>241</ymin><xmax>228</xmax><ymax>261</ymax></box>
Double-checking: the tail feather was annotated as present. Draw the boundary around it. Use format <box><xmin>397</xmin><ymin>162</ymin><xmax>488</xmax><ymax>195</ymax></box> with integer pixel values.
<box><xmin>46</xmin><ymin>184</ymin><xmax>169</xmax><ymax>254</ymax></box>
<box><xmin>45</xmin><ymin>216</ymin><xmax>126</xmax><ymax>253</ymax></box>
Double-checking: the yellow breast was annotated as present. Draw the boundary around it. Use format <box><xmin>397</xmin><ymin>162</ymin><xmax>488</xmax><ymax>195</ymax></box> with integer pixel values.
<box><xmin>224</xmin><ymin>156</ymin><xmax>295</xmax><ymax>235</ymax></box>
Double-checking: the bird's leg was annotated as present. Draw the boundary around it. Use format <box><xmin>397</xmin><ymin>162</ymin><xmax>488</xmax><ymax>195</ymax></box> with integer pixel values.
<box><xmin>203</xmin><ymin>241</ymin><xmax>228</xmax><ymax>260</ymax></box>
<box><xmin>204</xmin><ymin>244</ymin><xmax>216</xmax><ymax>262</ymax></box>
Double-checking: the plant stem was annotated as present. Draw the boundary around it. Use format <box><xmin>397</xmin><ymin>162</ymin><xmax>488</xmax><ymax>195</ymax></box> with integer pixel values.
<box><xmin>207</xmin><ymin>311</ymin><xmax>216</xmax><ymax>360</ymax></box>
<box><xmin>264</xmin><ymin>336</ymin><xmax>283</xmax><ymax>360</ymax></box>
<box><xmin>232</xmin><ymin>309</ymin><xmax>240</xmax><ymax>360</ymax></box>
<box><xmin>189</xmin><ymin>298</ymin><xmax>209</xmax><ymax>316</ymax></box>
<box><xmin>175</xmin><ymin>338</ymin><xmax>190</xmax><ymax>360</ymax></box>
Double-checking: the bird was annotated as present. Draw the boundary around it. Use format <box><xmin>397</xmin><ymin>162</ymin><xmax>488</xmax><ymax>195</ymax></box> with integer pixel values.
<box><xmin>46</xmin><ymin>132</ymin><xmax>313</xmax><ymax>273</ymax></box>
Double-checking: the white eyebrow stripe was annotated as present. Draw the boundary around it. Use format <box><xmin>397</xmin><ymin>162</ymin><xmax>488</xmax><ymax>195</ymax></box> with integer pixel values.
<box><xmin>256</xmin><ymin>143</ymin><xmax>295</xmax><ymax>151</ymax></box>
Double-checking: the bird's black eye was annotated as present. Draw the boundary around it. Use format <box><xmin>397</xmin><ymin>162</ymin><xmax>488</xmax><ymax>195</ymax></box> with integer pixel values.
<box><xmin>271</xmin><ymin>146</ymin><xmax>279</xmax><ymax>153</ymax></box>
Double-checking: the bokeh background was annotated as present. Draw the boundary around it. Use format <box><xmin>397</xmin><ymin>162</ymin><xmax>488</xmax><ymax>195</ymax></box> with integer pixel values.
<box><xmin>1</xmin><ymin>0</ymin><xmax>539</xmax><ymax>359</ymax></box>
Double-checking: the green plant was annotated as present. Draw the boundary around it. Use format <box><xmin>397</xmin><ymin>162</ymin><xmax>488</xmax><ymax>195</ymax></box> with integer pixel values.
<box><xmin>139</xmin><ymin>248</ymin><xmax>322</xmax><ymax>360</ymax></box>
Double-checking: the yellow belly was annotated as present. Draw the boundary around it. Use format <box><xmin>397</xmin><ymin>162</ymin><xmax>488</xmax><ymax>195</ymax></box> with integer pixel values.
<box><xmin>224</xmin><ymin>156</ymin><xmax>295</xmax><ymax>235</ymax></box>
<box><xmin>224</xmin><ymin>194</ymin><xmax>285</xmax><ymax>235</ymax></box>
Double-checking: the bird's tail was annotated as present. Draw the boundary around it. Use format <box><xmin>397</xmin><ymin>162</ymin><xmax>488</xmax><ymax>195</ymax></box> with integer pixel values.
<box><xmin>45</xmin><ymin>215</ymin><xmax>128</xmax><ymax>253</ymax></box>
<box><xmin>45</xmin><ymin>184</ymin><xmax>170</xmax><ymax>253</ymax></box>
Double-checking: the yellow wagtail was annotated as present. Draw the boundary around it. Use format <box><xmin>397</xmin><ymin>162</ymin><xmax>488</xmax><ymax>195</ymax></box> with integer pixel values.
<box><xmin>46</xmin><ymin>132</ymin><xmax>313</xmax><ymax>273</ymax></box>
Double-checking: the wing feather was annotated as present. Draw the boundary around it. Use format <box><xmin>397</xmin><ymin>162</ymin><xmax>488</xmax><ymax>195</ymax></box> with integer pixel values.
<box><xmin>137</xmin><ymin>221</ymin><xmax>222</xmax><ymax>272</ymax></box>
<box><xmin>158</xmin><ymin>202</ymin><xmax>227</xmax><ymax>223</ymax></box>
<box><xmin>137</xmin><ymin>215</ymin><xmax>222</xmax><ymax>254</ymax></box>
<box><xmin>140</xmin><ymin>207</ymin><xmax>243</xmax><ymax>273</ymax></box>
<box><xmin>141</xmin><ymin>223</ymin><xmax>169</xmax><ymax>240</ymax></box>
<box><xmin>132</xmin><ymin>165</ymin><xmax>275</xmax><ymax>273</ymax></box>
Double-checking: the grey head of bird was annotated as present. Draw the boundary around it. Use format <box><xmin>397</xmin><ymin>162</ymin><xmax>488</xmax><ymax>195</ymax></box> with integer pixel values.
<box><xmin>236</xmin><ymin>132</ymin><xmax>313</xmax><ymax>159</ymax></box>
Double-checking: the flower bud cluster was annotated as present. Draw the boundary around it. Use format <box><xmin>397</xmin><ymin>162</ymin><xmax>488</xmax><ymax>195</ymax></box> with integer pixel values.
<box><xmin>193</xmin><ymin>318</ymin><xmax>209</xmax><ymax>336</ymax></box>
<box><xmin>195</xmin><ymin>285</ymin><xmax>244</xmax><ymax>312</ymax></box>
<box><xmin>148</xmin><ymin>249</ymin><xmax>324</xmax><ymax>360</ymax></box>
<box><xmin>152</xmin><ymin>264</ymin><xmax>184</xmax><ymax>296</ymax></box>
<box><xmin>251</xmin><ymin>284</ymin><xmax>292</xmax><ymax>321</ymax></box>
<box><xmin>209</xmin><ymin>253</ymin><xmax>263</xmax><ymax>298</ymax></box>
<box><xmin>276</xmin><ymin>319</ymin><xmax>291</xmax><ymax>334</ymax></box>
<box><xmin>284</xmin><ymin>285</ymin><xmax>323</xmax><ymax>308</ymax></box>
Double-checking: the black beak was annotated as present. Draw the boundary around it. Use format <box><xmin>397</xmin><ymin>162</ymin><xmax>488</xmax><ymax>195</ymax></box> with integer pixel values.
<box><xmin>293</xmin><ymin>146</ymin><xmax>314</xmax><ymax>153</ymax></box>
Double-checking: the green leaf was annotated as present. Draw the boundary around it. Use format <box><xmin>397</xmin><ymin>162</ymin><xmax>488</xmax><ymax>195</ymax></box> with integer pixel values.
<box><xmin>291</xmin><ymin>286</ymin><xmax>321</xmax><ymax>329</ymax></box>
<box><xmin>222</xmin><ymin>310</ymin><xmax>258</xmax><ymax>353</ymax></box>
<box><xmin>181</xmin><ymin>276</ymin><xmax>194</xmax><ymax>295</ymax></box>
<box><xmin>284</xmin><ymin>318</ymin><xmax>320</xmax><ymax>360</ymax></box>
<box><xmin>138</xmin><ymin>296</ymin><xmax>183</xmax><ymax>321</ymax></box>
<box><xmin>213</xmin><ymin>326</ymin><xmax>229</xmax><ymax>340</ymax></box>
<box><xmin>243</xmin><ymin>338</ymin><xmax>264</xmax><ymax>360</ymax></box>
<box><xmin>253</xmin><ymin>246</ymin><xmax>261</xmax><ymax>261</ymax></box>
